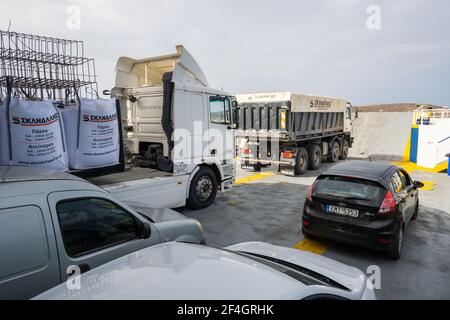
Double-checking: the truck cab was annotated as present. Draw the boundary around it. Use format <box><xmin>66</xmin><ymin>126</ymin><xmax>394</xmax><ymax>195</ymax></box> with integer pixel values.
<box><xmin>113</xmin><ymin>45</ymin><xmax>235</xmax><ymax>176</ymax></box>
<box><xmin>107</xmin><ymin>46</ymin><xmax>236</xmax><ymax>209</ymax></box>
<box><xmin>344</xmin><ymin>102</ymin><xmax>357</xmax><ymax>139</ymax></box>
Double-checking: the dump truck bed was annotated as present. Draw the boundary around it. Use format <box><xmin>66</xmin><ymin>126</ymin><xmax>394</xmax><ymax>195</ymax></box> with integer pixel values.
<box><xmin>236</xmin><ymin>92</ymin><xmax>347</xmax><ymax>141</ymax></box>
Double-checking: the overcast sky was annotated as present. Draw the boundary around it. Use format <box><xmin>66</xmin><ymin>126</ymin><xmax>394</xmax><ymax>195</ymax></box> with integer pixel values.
<box><xmin>1</xmin><ymin>0</ymin><xmax>449</xmax><ymax>105</ymax></box>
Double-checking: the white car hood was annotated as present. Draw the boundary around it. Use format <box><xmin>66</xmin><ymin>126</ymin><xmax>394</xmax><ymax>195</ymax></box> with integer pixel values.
<box><xmin>34</xmin><ymin>242</ymin><xmax>307</xmax><ymax>300</ymax></box>
<box><xmin>227</xmin><ymin>242</ymin><xmax>368</xmax><ymax>297</ymax></box>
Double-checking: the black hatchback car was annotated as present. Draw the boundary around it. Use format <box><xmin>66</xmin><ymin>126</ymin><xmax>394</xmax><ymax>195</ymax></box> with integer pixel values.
<box><xmin>302</xmin><ymin>161</ymin><xmax>424</xmax><ymax>259</ymax></box>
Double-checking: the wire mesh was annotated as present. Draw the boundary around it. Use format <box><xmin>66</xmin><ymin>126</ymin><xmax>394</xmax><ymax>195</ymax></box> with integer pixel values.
<box><xmin>0</xmin><ymin>30</ymin><xmax>98</xmax><ymax>103</ymax></box>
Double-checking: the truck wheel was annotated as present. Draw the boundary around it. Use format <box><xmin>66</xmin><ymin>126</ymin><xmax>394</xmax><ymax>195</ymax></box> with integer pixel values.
<box><xmin>252</xmin><ymin>164</ymin><xmax>261</xmax><ymax>172</ymax></box>
<box><xmin>187</xmin><ymin>167</ymin><xmax>218</xmax><ymax>210</ymax></box>
<box><xmin>295</xmin><ymin>147</ymin><xmax>309</xmax><ymax>175</ymax></box>
<box><xmin>307</xmin><ymin>144</ymin><xmax>322</xmax><ymax>170</ymax></box>
<box><xmin>327</xmin><ymin>140</ymin><xmax>340</xmax><ymax>163</ymax></box>
<box><xmin>340</xmin><ymin>139</ymin><xmax>349</xmax><ymax>160</ymax></box>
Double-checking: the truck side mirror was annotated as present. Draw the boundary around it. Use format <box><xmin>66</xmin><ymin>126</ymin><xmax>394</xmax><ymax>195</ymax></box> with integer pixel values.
<box><xmin>232</xmin><ymin>108</ymin><xmax>239</xmax><ymax>128</ymax></box>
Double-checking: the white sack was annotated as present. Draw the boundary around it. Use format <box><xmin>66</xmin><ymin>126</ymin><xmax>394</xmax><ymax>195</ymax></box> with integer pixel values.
<box><xmin>62</xmin><ymin>98</ymin><xmax>119</xmax><ymax>169</ymax></box>
<box><xmin>8</xmin><ymin>99</ymin><xmax>68</xmax><ymax>171</ymax></box>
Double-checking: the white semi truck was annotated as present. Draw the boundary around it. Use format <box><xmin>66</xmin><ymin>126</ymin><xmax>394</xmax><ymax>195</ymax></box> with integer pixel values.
<box><xmin>235</xmin><ymin>92</ymin><xmax>356</xmax><ymax>176</ymax></box>
<box><xmin>0</xmin><ymin>31</ymin><xmax>236</xmax><ymax>210</ymax></box>
<box><xmin>89</xmin><ymin>46</ymin><xmax>236</xmax><ymax>209</ymax></box>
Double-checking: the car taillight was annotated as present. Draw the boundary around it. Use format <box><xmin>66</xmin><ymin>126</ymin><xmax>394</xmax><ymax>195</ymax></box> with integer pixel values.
<box><xmin>306</xmin><ymin>185</ymin><xmax>314</xmax><ymax>202</ymax></box>
<box><xmin>378</xmin><ymin>190</ymin><xmax>396</xmax><ymax>215</ymax></box>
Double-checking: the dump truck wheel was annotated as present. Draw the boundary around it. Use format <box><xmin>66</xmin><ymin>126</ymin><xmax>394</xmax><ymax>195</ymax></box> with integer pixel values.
<box><xmin>340</xmin><ymin>139</ymin><xmax>349</xmax><ymax>160</ymax></box>
<box><xmin>307</xmin><ymin>144</ymin><xmax>322</xmax><ymax>170</ymax></box>
<box><xmin>252</xmin><ymin>164</ymin><xmax>261</xmax><ymax>172</ymax></box>
<box><xmin>327</xmin><ymin>140</ymin><xmax>340</xmax><ymax>163</ymax></box>
<box><xmin>295</xmin><ymin>147</ymin><xmax>309</xmax><ymax>175</ymax></box>
<box><xmin>187</xmin><ymin>167</ymin><xmax>217</xmax><ymax>210</ymax></box>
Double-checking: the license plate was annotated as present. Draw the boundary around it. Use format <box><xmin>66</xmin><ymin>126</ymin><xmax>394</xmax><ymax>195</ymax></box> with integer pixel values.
<box><xmin>326</xmin><ymin>205</ymin><xmax>359</xmax><ymax>218</ymax></box>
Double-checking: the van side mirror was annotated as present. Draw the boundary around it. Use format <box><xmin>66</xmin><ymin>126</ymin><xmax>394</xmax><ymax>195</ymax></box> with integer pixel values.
<box><xmin>414</xmin><ymin>181</ymin><xmax>424</xmax><ymax>189</ymax></box>
<box><xmin>139</xmin><ymin>222</ymin><xmax>152</xmax><ymax>239</ymax></box>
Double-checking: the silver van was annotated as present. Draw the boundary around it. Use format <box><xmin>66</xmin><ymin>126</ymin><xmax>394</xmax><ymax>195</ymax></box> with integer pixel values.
<box><xmin>0</xmin><ymin>166</ymin><xmax>205</xmax><ymax>299</ymax></box>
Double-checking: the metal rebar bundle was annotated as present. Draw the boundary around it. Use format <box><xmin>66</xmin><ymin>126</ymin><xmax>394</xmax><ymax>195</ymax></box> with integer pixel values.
<box><xmin>0</xmin><ymin>30</ymin><xmax>98</xmax><ymax>103</ymax></box>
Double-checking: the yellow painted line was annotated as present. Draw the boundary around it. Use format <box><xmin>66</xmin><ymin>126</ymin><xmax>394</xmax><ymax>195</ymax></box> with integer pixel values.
<box><xmin>235</xmin><ymin>172</ymin><xmax>274</xmax><ymax>185</ymax></box>
<box><xmin>293</xmin><ymin>238</ymin><xmax>330</xmax><ymax>255</ymax></box>
<box><xmin>420</xmin><ymin>181</ymin><xmax>436</xmax><ymax>191</ymax></box>
<box><xmin>433</xmin><ymin>161</ymin><xmax>448</xmax><ymax>173</ymax></box>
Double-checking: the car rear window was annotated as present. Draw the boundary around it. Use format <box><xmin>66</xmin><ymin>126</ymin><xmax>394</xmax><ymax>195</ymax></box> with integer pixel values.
<box><xmin>313</xmin><ymin>175</ymin><xmax>386</xmax><ymax>206</ymax></box>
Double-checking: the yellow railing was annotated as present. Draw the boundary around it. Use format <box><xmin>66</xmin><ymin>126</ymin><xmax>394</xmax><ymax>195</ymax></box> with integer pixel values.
<box><xmin>413</xmin><ymin>108</ymin><xmax>450</xmax><ymax>125</ymax></box>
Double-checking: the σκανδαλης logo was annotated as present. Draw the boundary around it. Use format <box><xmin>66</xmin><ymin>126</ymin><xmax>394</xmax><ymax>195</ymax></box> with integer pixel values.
<box><xmin>12</xmin><ymin>112</ymin><xmax>59</xmax><ymax>126</ymax></box>
<box><xmin>82</xmin><ymin>113</ymin><xmax>117</xmax><ymax>122</ymax></box>
<box><xmin>310</xmin><ymin>99</ymin><xmax>332</xmax><ymax>109</ymax></box>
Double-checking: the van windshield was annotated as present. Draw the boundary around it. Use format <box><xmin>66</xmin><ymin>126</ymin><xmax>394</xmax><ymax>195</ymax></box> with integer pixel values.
<box><xmin>313</xmin><ymin>175</ymin><xmax>386</xmax><ymax>206</ymax></box>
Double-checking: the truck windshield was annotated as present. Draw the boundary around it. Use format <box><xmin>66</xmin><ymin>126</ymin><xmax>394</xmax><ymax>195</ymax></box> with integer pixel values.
<box><xmin>313</xmin><ymin>175</ymin><xmax>386</xmax><ymax>206</ymax></box>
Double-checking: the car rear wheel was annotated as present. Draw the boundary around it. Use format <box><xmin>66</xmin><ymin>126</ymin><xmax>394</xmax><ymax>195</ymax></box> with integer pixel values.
<box><xmin>327</xmin><ymin>140</ymin><xmax>340</xmax><ymax>163</ymax></box>
<box><xmin>302</xmin><ymin>229</ymin><xmax>315</xmax><ymax>240</ymax></box>
<box><xmin>411</xmin><ymin>200</ymin><xmax>419</xmax><ymax>220</ymax></box>
<box><xmin>295</xmin><ymin>147</ymin><xmax>309</xmax><ymax>175</ymax></box>
<box><xmin>307</xmin><ymin>144</ymin><xmax>322</xmax><ymax>170</ymax></box>
<box><xmin>387</xmin><ymin>227</ymin><xmax>403</xmax><ymax>260</ymax></box>
<box><xmin>187</xmin><ymin>167</ymin><xmax>218</xmax><ymax>210</ymax></box>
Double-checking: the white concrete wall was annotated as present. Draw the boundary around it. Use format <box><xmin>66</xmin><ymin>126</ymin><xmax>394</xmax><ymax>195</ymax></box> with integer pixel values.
<box><xmin>349</xmin><ymin>112</ymin><xmax>412</xmax><ymax>161</ymax></box>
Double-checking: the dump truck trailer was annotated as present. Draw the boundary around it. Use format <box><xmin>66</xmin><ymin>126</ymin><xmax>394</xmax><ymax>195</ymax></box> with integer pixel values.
<box><xmin>235</xmin><ymin>92</ymin><xmax>356</xmax><ymax>176</ymax></box>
